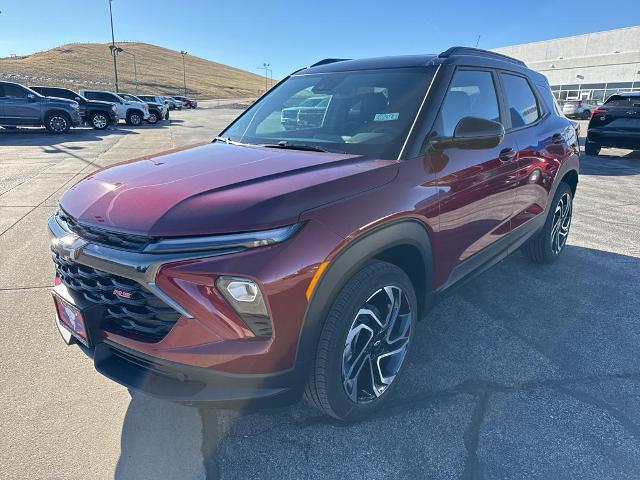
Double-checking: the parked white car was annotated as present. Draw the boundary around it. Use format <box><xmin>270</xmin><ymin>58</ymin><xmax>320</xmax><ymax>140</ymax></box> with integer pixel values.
<box><xmin>562</xmin><ymin>100</ymin><xmax>598</xmax><ymax>120</ymax></box>
<box><xmin>79</xmin><ymin>89</ymin><xmax>150</xmax><ymax>126</ymax></box>
<box><xmin>162</xmin><ymin>96</ymin><xmax>181</xmax><ymax>110</ymax></box>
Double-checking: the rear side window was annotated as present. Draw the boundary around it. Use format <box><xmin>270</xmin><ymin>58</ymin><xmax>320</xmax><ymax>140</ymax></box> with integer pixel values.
<box><xmin>501</xmin><ymin>73</ymin><xmax>540</xmax><ymax>128</ymax></box>
<box><xmin>605</xmin><ymin>96</ymin><xmax>639</xmax><ymax>107</ymax></box>
<box><xmin>0</xmin><ymin>84</ymin><xmax>29</xmax><ymax>98</ymax></box>
<box><xmin>433</xmin><ymin>69</ymin><xmax>501</xmax><ymax>138</ymax></box>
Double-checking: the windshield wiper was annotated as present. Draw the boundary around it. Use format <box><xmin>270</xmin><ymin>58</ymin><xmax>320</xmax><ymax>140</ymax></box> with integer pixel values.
<box><xmin>213</xmin><ymin>136</ymin><xmax>250</xmax><ymax>146</ymax></box>
<box><xmin>259</xmin><ymin>141</ymin><xmax>330</xmax><ymax>153</ymax></box>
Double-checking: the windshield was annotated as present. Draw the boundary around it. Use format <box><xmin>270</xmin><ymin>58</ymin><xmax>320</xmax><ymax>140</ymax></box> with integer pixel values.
<box><xmin>120</xmin><ymin>94</ymin><xmax>141</xmax><ymax>102</ymax></box>
<box><xmin>221</xmin><ymin>67</ymin><xmax>435</xmax><ymax>159</ymax></box>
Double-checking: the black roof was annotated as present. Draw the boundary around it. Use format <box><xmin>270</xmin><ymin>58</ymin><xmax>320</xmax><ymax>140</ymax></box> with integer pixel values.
<box><xmin>300</xmin><ymin>47</ymin><xmax>545</xmax><ymax>82</ymax></box>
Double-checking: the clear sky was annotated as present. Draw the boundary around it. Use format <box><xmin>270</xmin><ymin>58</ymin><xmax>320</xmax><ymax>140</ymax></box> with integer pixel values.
<box><xmin>0</xmin><ymin>0</ymin><xmax>638</xmax><ymax>79</ymax></box>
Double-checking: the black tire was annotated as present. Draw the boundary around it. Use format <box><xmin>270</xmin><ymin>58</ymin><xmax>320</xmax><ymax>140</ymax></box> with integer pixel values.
<box><xmin>304</xmin><ymin>260</ymin><xmax>417</xmax><ymax>421</ymax></box>
<box><xmin>126</xmin><ymin>110</ymin><xmax>143</xmax><ymax>126</ymax></box>
<box><xmin>44</xmin><ymin>111</ymin><xmax>71</xmax><ymax>134</ymax></box>
<box><xmin>89</xmin><ymin>111</ymin><xmax>109</xmax><ymax>130</ymax></box>
<box><xmin>585</xmin><ymin>141</ymin><xmax>601</xmax><ymax>156</ymax></box>
<box><xmin>146</xmin><ymin>110</ymin><xmax>159</xmax><ymax>124</ymax></box>
<box><xmin>581</xmin><ymin>110</ymin><xmax>591</xmax><ymax>120</ymax></box>
<box><xmin>522</xmin><ymin>182</ymin><xmax>573</xmax><ymax>264</ymax></box>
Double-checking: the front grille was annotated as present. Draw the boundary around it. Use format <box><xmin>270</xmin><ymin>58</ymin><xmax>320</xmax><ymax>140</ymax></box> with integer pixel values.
<box><xmin>53</xmin><ymin>253</ymin><xmax>180</xmax><ymax>342</ymax></box>
<box><xmin>57</xmin><ymin>210</ymin><xmax>153</xmax><ymax>252</ymax></box>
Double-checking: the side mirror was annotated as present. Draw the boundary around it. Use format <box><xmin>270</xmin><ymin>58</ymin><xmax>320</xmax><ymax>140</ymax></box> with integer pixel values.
<box><xmin>75</xmin><ymin>96</ymin><xmax>82</xmax><ymax>101</ymax></box>
<box><xmin>27</xmin><ymin>93</ymin><xmax>36</xmax><ymax>102</ymax></box>
<box><xmin>432</xmin><ymin>117</ymin><xmax>505</xmax><ymax>150</ymax></box>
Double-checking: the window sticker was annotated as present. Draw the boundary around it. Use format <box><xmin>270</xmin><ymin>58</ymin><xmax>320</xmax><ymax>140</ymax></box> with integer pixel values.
<box><xmin>373</xmin><ymin>112</ymin><xmax>399</xmax><ymax>122</ymax></box>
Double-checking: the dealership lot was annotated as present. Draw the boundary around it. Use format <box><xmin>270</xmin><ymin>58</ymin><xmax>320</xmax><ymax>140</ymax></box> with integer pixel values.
<box><xmin>1</xmin><ymin>109</ymin><xmax>640</xmax><ymax>480</ymax></box>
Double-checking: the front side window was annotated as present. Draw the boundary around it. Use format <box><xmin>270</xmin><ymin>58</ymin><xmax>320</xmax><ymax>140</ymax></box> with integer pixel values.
<box><xmin>432</xmin><ymin>70</ymin><xmax>501</xmax><ymax>138</ymax></box>
<box><xmin>501</xmin><ymin>73</ymin><xmax>540</xmax><ymax>128</ymax></box>
<box><xmin>222</xmin><ymin>67</ymin><xmax>436</xmax><ymax>159</ymax></box>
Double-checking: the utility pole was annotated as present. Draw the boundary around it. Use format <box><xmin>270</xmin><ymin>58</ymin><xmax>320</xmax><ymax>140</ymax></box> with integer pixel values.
<box><xmin>108</xmin><ymin>0</ymin><xmax>119</xmax><ymax>92</ymax></box>
<box><xmin>121</xmin><ymin>49</ymin><xmax>138</xmax><ymax>92</ymax></box>
<box><xmin>180</xmin><ymin>51</ymin><xmax>188</xmax><ymax>96</ymax></box>
<box><xmin>257</xmin><ymin>63</ymin><xmax>271</xmax><ymax>93</ymax></box>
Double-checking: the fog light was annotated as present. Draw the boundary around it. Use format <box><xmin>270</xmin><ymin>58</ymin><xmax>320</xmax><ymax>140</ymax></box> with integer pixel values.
<box><xmin>225</xmin><ymin>280</ymin><xmax>258</xmax><ymax>302</ymax></box>
<box><xmin>216</xmin><ymin>276</ymin><xmax>272</xmax><ymax>337</ymax></box>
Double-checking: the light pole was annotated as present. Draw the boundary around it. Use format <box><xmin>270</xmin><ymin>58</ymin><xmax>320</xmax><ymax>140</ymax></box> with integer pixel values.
<box><xmin>180</xmin><ymin>51</ymin><xmax>188</xmax><ymax>96</ymax></box>
<box><xmin>108</xmin><ymin>0</ymin><xmax>119</xmax><ymax>92</ymax></box>
<box><xmin>120</xmin><ymin>48</ymin><xmax>138</xmax><ymax>92</ymax></box>
<box><xmin>257</xmin><ymin>63</ymin><xmax>271</xmax><ymax>92</ymax></box>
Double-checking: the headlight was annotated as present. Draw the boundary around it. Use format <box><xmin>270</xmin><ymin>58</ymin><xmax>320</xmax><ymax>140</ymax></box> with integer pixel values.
<box><xmin>71</xmin><ymin>101</ymin><xmax>79</xmax><ymax>110</ymax></box>
<box><xmin>142</xmin><ymin>223</ymin><xmax>302</xmax><ymax>254</ymax></box>
<box><xmin>111</xmin><ymin>105</ymin><xmax>117</xmax><ymax>112</ymax></box>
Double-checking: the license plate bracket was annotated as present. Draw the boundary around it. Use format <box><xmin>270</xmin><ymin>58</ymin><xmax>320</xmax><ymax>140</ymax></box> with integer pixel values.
<box><xmin>52</xmin><ymin>284</ymin><xmax>104</xmax><ymax>348</ymax></box>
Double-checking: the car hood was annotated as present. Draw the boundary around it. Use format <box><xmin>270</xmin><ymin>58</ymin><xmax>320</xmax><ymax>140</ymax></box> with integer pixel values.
<box><xmin>43</xmin><ymin>97</ymin><xmax>76</xmax><ymax>106</ymax></box>
<box><xmin>86</xmin><ymin>99</ymin><xmax>116</xmax><ymax>107</ymax></box>
<box><xmin>59</xmin><ymin>142</ymin><xmax>398</xmax><ymax>236</ymax></box>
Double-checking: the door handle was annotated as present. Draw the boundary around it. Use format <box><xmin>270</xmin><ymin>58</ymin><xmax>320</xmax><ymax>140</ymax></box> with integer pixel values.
<box><xmin>499</xmin><ymin>148</ymin><xmax>517</xmax><ymax>162</ymax></box>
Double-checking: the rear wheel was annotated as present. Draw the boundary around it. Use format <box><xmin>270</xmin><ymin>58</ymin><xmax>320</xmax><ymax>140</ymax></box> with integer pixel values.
<box><xmin>126</xmin><ymin>110</ymin><xmax>143</xmax><ymax>126</ymax></box>
<box><xmin>522</xmin><ymin>182</ymin><xmax>573</xmax><ymax>264</ymax></box>
<box><xmin>89</xmin><ymin>111</ymin><xmax>109</xmax><ymax>130</ymax></box>
<box><xmin>585</xmin><ymin>141</ymin><xmax>601</xmax><ymax>156</ymax></box>
<box><xmin>305</xmin><ymin>260</ymin><xmax>417</xmax><ymax>421</ymax></box>
<box><xmin>45</xmin><ymin>112</ymin><xmax>71</xmax><ymax>134</ymax></box>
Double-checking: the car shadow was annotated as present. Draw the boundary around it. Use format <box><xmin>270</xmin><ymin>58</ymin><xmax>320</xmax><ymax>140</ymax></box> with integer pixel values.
<box><xmin>0</xmin><ymin>126</ymin><xmax>138</xmax><ymax>147</ymax></box>
<box><xmin>114</xmin><ymin>244</ymin><xmax>640</xmax><ymax>478</ymax></box>
<box><xmin>580</xmin><ymin>149</ymin><xmax>640</xmax><ymax>176</ymax></box>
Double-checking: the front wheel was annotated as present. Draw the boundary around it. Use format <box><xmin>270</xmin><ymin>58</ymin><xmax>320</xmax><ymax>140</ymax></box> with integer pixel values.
<box><xmin>146</xmin><ymin>111</ymin><xmax>159</xmax><ymax>124</ymax></box>
<box><xmin>126</xmin><ymin>110</ymin><xmax>143</xmax><ymax>126</ymax></box>
<box><xmin>90</xmin><ymin>112</ymin><xmax>109</xmax><ymax>130</ymax></box>
<box><xmin>522</xmin><ymin>182</ymin><xmax>573</xmax><ymax>264</ymax></box>
<box><xmin>581</xmin><ymin>110</ymin><xmax>591</xmax><ymax>120</ymax></box>
<box><xmin>305</xmin><ymin>260</ymin><xmax>417</xmax><ymax>420</ymax></box>
<box><xmin>45</xmin><ymin>112</ymin><xmax>71</xmax><ymax>134</ymax></box>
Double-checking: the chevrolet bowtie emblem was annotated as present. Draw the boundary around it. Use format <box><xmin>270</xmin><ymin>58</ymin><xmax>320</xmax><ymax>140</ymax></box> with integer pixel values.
<box><xmin>52</xmin><ymin>234</ymin><xmax>88</xmax><ymax>260</ymax></box>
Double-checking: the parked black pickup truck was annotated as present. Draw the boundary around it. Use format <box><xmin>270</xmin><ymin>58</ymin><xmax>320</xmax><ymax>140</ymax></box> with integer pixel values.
<box><xmin>30</xmin><ymin>86</ymin><xmax>119</xmax><ymax>130</ymax></box>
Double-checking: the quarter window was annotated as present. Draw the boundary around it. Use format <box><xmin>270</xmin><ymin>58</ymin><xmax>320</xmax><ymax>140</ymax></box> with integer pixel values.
<box><xmin>433</xmin><ymin>70</ymin><xmax>501</xmax><ymax>138</ymax></box>
<box><xmin>501</xmin><ymin>73</ymin><xmax>540</xmax><ymax>128</ymax></box>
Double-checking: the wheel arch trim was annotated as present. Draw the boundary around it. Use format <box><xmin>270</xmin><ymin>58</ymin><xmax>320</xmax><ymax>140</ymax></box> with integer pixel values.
<box><xmin>294</xmin><ymin>218</ymin><xmax>434</xmax><ymax>378</ymax></box>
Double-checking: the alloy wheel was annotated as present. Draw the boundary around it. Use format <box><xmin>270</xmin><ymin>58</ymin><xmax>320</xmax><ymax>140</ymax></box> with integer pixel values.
<box><xmin>550</xmin><ymin>192</ymin><xmax>572</xmax><ymax>255</ymax></box>
<box><xmin>50</xmin><ymin>116</ymin><xmax>68</xmax><ymax>133</ymax></box>
<box><xmin>341</xmin><ymin>285</ymin><xmax>412</xmax><ymax>403</ymax></box>
<box><xmin>92</xmin><ymin>114</ymin><xmax>108</xmax><ymax>129</ymax></box>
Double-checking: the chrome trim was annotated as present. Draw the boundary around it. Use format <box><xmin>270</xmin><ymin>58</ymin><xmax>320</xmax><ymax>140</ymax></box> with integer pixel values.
<box><xmin>48</xmin><ymin>214</ymin><xmax>250</xmax><ymax>320</ymax></box>
<box><xmin>142</xmin><ymin>223</ymin><xmax>302</xmax><ymax>254</ymax></box>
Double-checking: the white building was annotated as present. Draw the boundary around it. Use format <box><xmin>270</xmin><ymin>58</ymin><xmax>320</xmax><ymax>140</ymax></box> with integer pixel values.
<box><xmin>493</xmin><ymin>26</ymin><xmax>640</xmax><ymax>103</ymax></box>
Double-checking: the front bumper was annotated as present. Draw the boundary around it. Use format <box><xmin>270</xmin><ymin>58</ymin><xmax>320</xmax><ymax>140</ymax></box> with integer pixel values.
<box><xmin>48</xmin><ymin>212</ymin><xmax>343</xmax><ymax>403</ymax></box>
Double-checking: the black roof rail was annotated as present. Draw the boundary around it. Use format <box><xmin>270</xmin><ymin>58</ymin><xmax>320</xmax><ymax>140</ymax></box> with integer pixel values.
<box><xmin>309</xmin><ymin>58</ymin><xmax>351</xmax><ymax>68</ymax></box>
<box><xmin>438</xmin><ymin>46</ymin><xmax>526</xmax><ymax>67</ymax></box>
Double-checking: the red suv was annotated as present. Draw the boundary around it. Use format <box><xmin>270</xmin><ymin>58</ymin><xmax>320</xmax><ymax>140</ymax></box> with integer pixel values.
<box><xmin>49</xmin><ymin>48</ymin><xmax>579</xmax><ymax>420</ymax></box>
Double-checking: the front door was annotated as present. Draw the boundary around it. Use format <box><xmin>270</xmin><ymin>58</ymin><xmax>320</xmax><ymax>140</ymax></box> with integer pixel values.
<box><xmin>427</xmin><ymin>68</ymin><xmax>520</xmax><ymax>286</ymax></box>
<box><xmin>0</xmin><ymin>84</ymin><xmax>40</xmax><ymax>125</ymax></box>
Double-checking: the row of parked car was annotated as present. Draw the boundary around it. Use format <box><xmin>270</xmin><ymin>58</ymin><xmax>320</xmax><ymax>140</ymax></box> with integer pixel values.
<box><xmin>0</xmin><ymin>80</ymin><xmax>198</xmax><ymax>134</ymax></box>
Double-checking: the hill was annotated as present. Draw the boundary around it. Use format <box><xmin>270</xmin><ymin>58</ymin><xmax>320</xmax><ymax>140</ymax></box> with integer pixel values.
<box><xmin>0</xmin><ymin>42</ymin><xmax>267</xmax><ymax>99</ymax></box>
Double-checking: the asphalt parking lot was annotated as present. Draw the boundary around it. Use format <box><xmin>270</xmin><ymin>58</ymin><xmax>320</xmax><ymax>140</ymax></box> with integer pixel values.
<box><xmin>1</xmin><ymin>111</ymin><xmax>639</xmax><ymax>480</ymax></box>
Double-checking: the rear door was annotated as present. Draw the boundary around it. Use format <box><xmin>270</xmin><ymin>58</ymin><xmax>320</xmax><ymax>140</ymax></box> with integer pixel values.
<box><xmin>502</xmin><ymin>73</ymin><xmax>576</xmax><ymax>236</ymax></box>
<box><xmin>429</xmin><ymin>68</ymin><xmax>520</xmax><ymax>281</ymax></box>
<box><xmin>590</xmin><ymin>95</ymin><xmax>640</xmax><ymax>147</ymax></box>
